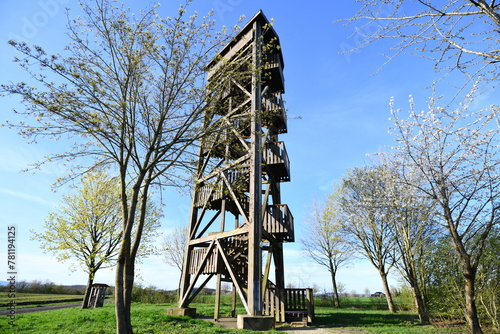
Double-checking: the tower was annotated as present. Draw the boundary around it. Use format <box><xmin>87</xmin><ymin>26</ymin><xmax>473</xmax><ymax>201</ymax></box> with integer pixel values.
<box><xmin>174</xmin><ymin>11</ymin><xmax>299</xmax><ymax>329</ymax></box>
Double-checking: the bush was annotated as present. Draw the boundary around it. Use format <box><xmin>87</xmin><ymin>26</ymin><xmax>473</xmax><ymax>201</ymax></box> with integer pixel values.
<box><xmin>131</xmin><ymin>284</ymin><xmax>177</xmax><ymax>303</ymax></box>
<box><xmin>0</xmin><ymin>279</ymin><xmax>85</xmax><ymax>295</ymax></box>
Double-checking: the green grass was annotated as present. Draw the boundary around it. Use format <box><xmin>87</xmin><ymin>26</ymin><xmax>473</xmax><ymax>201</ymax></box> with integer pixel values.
<box><xmin>1</xmin><ymin>301</ymin><xmax>472</xmax><ymax>334</ymax></box>
<box><xmin>314</xmin><ymin>307</ymin><xmax>468</xmax><ymax>333</ymax></box>
<box><xmin>1</xmin><ymin>303</ymin><xmax>260</xmax><ymax>334</ymax></box>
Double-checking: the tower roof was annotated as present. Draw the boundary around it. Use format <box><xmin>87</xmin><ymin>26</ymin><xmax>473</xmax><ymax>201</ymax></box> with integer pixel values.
<box><xmin>208</xmin><ymin>10</ymin><xmax>284</xmax><ymax>70</ymax></box>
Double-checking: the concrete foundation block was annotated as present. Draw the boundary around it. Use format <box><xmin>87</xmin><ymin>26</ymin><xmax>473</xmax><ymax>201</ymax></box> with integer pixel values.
<box><xmin>166</xmin><ymin>307</ymin><xmax>196</xmax><ymax>318</ymax></box>
<box><xmin>237</xmin><ymin>315</ymin><xmax>275</xmax><ymax>331</ymax></box>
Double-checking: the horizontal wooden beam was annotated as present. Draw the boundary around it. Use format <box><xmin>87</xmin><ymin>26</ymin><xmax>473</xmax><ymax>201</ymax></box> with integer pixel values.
<box><xmin>189</xmin><ymin>226</ymin><xmax>249</xmax><ymax>246</ymax></box>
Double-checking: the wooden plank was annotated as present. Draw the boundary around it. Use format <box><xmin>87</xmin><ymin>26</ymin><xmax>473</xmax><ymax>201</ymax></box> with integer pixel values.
<box><xmin>216</xmin><ymin>240</ymin><xmax>251</xmax><ymax>314</ymax></box>
<box><xmin>189</xmin><ymin>226</ymin><xmax>249</xmax><ymax>246</ymax></box>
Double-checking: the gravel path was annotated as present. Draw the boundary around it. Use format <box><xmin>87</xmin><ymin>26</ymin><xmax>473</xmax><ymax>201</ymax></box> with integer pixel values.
<box><xmin>206</xmin><ymin>317</ymin><xmax>368</xmax><ymax>333</ymax></box>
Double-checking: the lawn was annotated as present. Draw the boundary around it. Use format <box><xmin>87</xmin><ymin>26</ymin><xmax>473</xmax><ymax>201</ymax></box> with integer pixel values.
<box><xmin>1</xmin><ymin>303</ymin><xmax>258</xmax><ymax>334</ymax></box>
<box><xmin>0</xmin><ymin>302</ymin><xmax>472</xmax><ymax>334</ymax></box>
<box><xmin>314</xmin><ymin>307</ymin><xmax>468</xmax><ymax>333</ymax></box>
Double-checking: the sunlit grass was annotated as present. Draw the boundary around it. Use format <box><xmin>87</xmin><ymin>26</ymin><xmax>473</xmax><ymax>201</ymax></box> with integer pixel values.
<box><xmin>314</xmin><ymin>307</ymin><xmax>468</xmax><ymax>333</ymax></box>
<box><xmin>1</xmin><ymin>303</ymin><xmax>260</xmax><ymax>334</ymax></box>
<box><xmin>0</xmin><ymin>300</ymin><xmax>472</xmax><ymax>334</ymax></box>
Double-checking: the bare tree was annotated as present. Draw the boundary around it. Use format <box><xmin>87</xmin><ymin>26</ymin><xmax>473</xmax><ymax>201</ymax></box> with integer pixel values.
<box><xmin>390</xmin><ymin>87</ymin><xmax>500</xmax><ymax>333</ymax></box>
<box><xmin>332</xmin><ymin>166</ymin><xmax>398</xmax><ymax>313</ymax></box>
<box><xmin>162</xmin><ymin>227</ymin><xmax>187</xmax><ymax>271</ymax></box>
<box><xmin>301</xmin><ymin>200</ymin><xmax>353</xmax><ymax>308</ymax></box>
<box><xmin>340</xmin><ymin>1</ymin><xmax>500</xmax><ymax>87</ymax></box>
<box><xmin>1</xmin><ymin>1</ymin><xmax>238</xmax><ymax>332</ymax></box>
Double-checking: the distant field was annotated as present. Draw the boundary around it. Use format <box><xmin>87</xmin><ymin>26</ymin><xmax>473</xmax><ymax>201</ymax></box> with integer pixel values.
<box><xmin>0</xmin><ymin>293</ymin><xmax>82</xmax><ymax>306</ymax></box>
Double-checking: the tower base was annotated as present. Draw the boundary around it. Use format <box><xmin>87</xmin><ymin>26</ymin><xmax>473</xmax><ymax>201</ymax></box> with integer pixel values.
<box><xmin>166</xmin><ymin>308</ymin><xmax>196</xmax><ymax>318</ymax></box>
<box><xmin>237</xmin><ymin>315</ymin><xmax>275</xmax><ymax>330</ymax></box>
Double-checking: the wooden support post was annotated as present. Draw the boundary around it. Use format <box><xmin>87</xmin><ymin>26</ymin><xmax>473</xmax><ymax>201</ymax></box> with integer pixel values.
<box><xmin>274</xmin><ymin>243</ymin><xmax>286</xmax><ymax>322</ymax></box>
<box><xmin>262</xmin><ymin>247</ymin><xmax>273</xmax><ymax>302</ymax></box>
<box><xmin>247</xmin><ymin>19</ymin><xmax>263</xmax><ymax>316</ymax></box>
<box><xmin>232</xmin><ymin>283</ymin><xmax>237</xmax><ymax>317</ymax></box>
<box><xmin>214</xmin><ymin>200</ymin><xmax>226</xmax><ymax>321</ymax></box>
<box><xmin>214</xmin><ymin>274</ymin><xmax>222</xmax><ymax>321</ymax></box>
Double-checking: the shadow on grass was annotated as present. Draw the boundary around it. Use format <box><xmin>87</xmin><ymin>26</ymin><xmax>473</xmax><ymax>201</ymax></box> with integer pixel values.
<box><xmin>314</xmin><ymin>308</ymin><xmax>420</xmax><ymax>328</ymax></box>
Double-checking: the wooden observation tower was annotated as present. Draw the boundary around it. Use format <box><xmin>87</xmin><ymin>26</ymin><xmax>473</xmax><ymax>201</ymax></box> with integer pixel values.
<box><xmin>172</xmin><ymin>11</ymin><xmax>312</xmax><ymax>330</ymax></box>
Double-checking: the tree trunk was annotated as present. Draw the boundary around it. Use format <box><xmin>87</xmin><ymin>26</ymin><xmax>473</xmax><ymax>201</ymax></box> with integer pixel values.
<box><xmin>464</xmin><ymin>269</ymin><xmax>483</xmax><ymax>334</ymax></box>
<box><xmin>379</xmin><ymin>270</ymin><xmax>396</xmax><ymax>313</ymax></box>
<box><xmin>447</xmin><ymin>214</ymin><xmax>483</xmax><ymax>334</ymax></box>
<box><xmin>411</xmin><ymin>283</ymin><xmax>430</xmax><ymax>324</ymax></box>
<box><xmin>81</xmin><ymin>271</ymin><xmax>95</xmax><ymax>309</ymax></box>
<box><xmin>115</xmin><ymin>252</ymin><xmax>133</xmax><ymax>333</ymax></box>
<box><xmin>123</xmin><ymin>258</ymin><xmax>135</xmax><ymax>318</ymax></box>
<box><xmin>329</xmin><ymin>266</ymin><xmax>340</xmax><ymax>308</ymax></box>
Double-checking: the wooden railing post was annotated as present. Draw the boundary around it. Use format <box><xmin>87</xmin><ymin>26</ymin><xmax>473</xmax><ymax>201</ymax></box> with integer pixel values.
<box><xmin>306</xmin><ymin>288</ymin><xmax>314</xmax><ymax>323</ymax></box>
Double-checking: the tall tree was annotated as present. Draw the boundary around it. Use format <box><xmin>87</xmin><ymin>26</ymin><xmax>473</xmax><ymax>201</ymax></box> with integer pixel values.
<box><xmin>379</xmin><ymin>160</ymin><xmax>438</xmax><ymax>323</ymax></box>
<box><xmin>2</xmin><ymin>1</ymin><xmax>238</xmax><ymax>332</ymax></box>
<box><xmin>31</xmin><ymin>170</ymin><xmax>160</xmax><ymax>309</ymax></box>
<box><xmin>332</xmin><ymin>166</ymin><xmax>398</xmax><ymax>313</ymax></box>
<box><xmin>301</xmin><ymin>200</ymin><xmax>353</xmax><ymax>308</ymax></box>
<box><xmin>341</xmin><ymin>1</ymin><xmax>500</xmax><ymax>86</ymax></box>
<box><xmin>390</xmin><ymin>88</ymin><xmax>500</xmax><ymax>333</ymax></box>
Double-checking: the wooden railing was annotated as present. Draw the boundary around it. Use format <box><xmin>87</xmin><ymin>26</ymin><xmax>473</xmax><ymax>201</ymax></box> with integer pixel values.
<box><xmin>284</xmin><ymin>288</ymin><xmax>314</xmax><ymax>323</ymax></box>
<box><xmin>194</xmin><ymin>170</ymin><xmax>249</xmax><ymax>208</ymax></box>
<box><xmin>263</xmin><ymin>287</ymin><xmax>286</xmax><ymax>323</ymax></box>
<box><xmin>263</xmin><ymin>204</ymin><xmax>294</xmax><ymax>242</ymax></box>
<box><xmin>264</xmin><ymin>53</ymin><xmax>283</xmax><ymax>71</ymax></box>
<box><xmin>263</xmin><ymin>53</ymin><xmax>285</xmax><ymax>92</ymax></box>
<box><xmin>188</xmin><ymin>247</ymin><xmax>218</xmax><ymax>275</ymax></box>
<box><xmin>264</xmin><ymin>288</ymin><xmax>314</xmax><ymax>323</ymax></box>
<box><xmin>262</xmin><ymin>93</ymin><xmax>287</xmax><ymax>133</ymax></box>
<box><xmin>264</xmin><ymin>141</ymin><xmax>290</xmax><ymax>182</ymax></box>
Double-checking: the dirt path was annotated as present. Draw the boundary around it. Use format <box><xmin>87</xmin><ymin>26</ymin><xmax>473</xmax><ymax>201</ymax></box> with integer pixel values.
<box><xmin>277</xmin><ymin>326</ymin><xmax>368</xmax><ymax>333</ymax></box>
<box><xmin>0</xmin><ymin>302</ymin><xmax>82</xmax><ymax>316</ymax></box>
<box><xmin>205</xmin><ymin>317</ymin><xmax>368</xmax><ymax>333</ymax></box>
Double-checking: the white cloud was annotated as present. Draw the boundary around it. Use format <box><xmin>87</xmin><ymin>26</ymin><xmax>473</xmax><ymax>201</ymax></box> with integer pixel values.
<box><xmin>0</xmin><ymin>188</ymin><xmax>57</xmax><ymax>207</ymax></box>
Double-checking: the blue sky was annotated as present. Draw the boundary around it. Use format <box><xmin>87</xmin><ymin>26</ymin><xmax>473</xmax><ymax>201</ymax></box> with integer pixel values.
<box><xmin>0</xmin><ymin>0</ymin><xmax>444</xmax><ymax>294</ymax></box>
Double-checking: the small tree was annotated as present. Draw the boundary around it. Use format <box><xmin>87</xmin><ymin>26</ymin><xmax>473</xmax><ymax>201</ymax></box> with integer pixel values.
<box><xmin>162</xmin><ymin>226</ymin><xmax>187</xmax><ymax>271</ymax></box>
<box><xmin>333</xmin><ymin>166</ymin><xmax>398</xmax><ymax>312</ymax></box>
<box><xmin>301</xmin><ymin>200</ymin><xmax>353</xmax><ymax>308</ymax></box>
<box><xmin>390</xmin><ymin>88</ymin><xmax>500</xmax><ymax>333</ymax></box>
<box><xmin>378</xmin><ymin>159</ymin><xmax>438</xmax><ymax>323</ymax></box>
<box><xmin>31</xmin><ymin>170</ymin><xmax>160</xmax><ymax>308</ymax></box>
